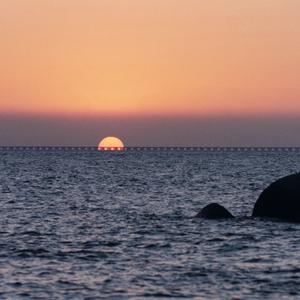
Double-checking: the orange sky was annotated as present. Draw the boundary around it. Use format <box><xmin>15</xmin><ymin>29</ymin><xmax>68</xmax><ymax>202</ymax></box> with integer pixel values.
<box><xmin>0</xmin><ymin>0</ymin><xmax>300</xmax><ymax>116</ymax></box>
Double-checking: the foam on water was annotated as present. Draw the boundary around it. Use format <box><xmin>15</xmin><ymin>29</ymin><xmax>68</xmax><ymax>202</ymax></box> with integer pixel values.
<box><xmin>0</xmin><ymin>149</ymin><xmax>299</xmax><ymax>299</ymax></box>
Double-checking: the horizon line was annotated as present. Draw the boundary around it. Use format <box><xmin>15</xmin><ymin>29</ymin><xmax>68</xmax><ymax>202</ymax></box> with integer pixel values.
<box><xmin>1</xmin><ymin>146</ymin><xmax>300</xmax><ymax>151</ymax></box>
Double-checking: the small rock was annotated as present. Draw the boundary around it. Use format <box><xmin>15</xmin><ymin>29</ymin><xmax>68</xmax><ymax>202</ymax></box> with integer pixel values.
<box><xmin>196</xmin><ymin>203</ymin><xmax>234</xmax><ymax>219</ymax></box>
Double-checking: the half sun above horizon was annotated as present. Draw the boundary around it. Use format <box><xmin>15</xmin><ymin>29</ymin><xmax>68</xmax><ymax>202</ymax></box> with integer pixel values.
<box><xmin>98</xmin><ymin>136</ymin><xmax>125</xmax><ymax>151</ymax></box>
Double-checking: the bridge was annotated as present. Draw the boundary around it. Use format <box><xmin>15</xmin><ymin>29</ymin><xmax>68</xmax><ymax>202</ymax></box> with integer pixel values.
<box><xmin>0</xmin><ymin>146</ymin><xmax>299</xmax><ymax>152</ymax></box>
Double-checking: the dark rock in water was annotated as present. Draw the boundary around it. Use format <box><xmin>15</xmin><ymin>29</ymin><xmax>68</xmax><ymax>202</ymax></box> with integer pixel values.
<box><xmin>252</xmin><ymin>173</ymin><xmax>300</xmax><ymax>222</ymax></box>
<box><xmin>196</xmin><ymin>203</ymin><xmax>234</xmax><ymax>219</ymax></box>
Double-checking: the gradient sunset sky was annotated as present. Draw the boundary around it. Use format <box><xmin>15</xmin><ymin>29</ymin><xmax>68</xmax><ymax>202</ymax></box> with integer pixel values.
<box><xmin>1</xmin><ymin>0</ymin><xmax>300</xmax><ymax>146</ymax></box>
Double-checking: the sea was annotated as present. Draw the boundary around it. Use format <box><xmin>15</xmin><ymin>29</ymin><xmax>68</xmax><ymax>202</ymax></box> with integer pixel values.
<box><xmin>0</xmin><ymin>148</ymin><xmax>299</xmax><ymax>299</ymax></box>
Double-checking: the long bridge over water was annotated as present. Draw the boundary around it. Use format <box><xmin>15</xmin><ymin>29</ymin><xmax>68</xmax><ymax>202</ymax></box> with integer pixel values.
<box><xmin>1</xmin><ymin>146</ymin><xmax>300</xmax><ymax>152</ymax></box>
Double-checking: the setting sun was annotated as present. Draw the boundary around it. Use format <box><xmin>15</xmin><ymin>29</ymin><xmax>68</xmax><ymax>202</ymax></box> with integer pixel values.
<box><xmin>98</xmin><ymin>137</ymin><xmax>125</xmax><ymax>151</ymax></box>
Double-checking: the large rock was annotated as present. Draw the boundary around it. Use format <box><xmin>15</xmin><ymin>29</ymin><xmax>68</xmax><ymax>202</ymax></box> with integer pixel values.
<box><xmin>196</xmin><ymin>203</ymin><xmax>234</xmax><ymax>219</ymax></box>
<box><xmin>252</xmin><ymin>173</ymin><xmax>300</xmax><ymax>222</ymax></box>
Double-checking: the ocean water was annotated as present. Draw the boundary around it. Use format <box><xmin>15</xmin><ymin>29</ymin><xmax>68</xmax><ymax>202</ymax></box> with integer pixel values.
<box><xmin>0</xmin><ymin>149</ymin><xmax>299</xmax><ymax>299</ymax></box>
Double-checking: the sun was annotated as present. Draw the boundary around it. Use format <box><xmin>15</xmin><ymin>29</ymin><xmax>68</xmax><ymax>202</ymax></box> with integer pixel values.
<box><xmin>98</xmin><ymin>136</ymin><xmax>125</xmax><ymax>151</ymax></box>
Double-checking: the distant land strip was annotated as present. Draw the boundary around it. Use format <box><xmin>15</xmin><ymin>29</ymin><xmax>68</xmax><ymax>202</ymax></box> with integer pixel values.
<box><xmin>1</xmin><ymin>146</ymin><xmax>300</xmax><ymax>152</ymax></box>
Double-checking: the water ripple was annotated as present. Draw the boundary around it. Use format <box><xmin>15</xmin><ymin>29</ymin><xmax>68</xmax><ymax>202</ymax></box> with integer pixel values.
<box><xmin>0</xmin><ymin>150</ymin><xmax>299</xmax><ymax>298</ymax></box>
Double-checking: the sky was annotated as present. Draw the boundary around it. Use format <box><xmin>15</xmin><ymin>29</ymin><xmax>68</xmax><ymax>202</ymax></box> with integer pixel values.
<box><xmin>0</xmin><ymin>0</ymin><xmax>300</xmax><ymax>146</ymax></box>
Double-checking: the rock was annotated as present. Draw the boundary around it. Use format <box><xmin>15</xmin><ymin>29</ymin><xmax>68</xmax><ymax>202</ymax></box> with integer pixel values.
<box><xmin>196</xmin><ymin>203</ymin><xmax>234</xmax><ymax>219</ymax></box>
<box><xmin>252</xmin><ymin>173</ymin><xmax>300</xmax><ymax>222</ymax></box>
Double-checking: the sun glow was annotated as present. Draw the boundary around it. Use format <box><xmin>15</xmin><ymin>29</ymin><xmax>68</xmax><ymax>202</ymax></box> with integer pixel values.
<box><xmin>1</xmin><ymin>1</ymin><xmax>300</xmax><ymax>117</ymax></box>
<box><xmin>98</xmin><ymin>136</ymin><xmax>125</xmax><ymax>151</ymax></box>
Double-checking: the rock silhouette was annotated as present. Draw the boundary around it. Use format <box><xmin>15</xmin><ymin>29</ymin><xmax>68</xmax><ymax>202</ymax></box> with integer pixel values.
<box><xmin>196</xmin><ymin>203</ymin><xmax>234</xmax><ymax>219</ymax></box>
<box><xmin>252</xmin><ymin>173</ymin><xmax>300</xmax><ymax>222</ymax></box>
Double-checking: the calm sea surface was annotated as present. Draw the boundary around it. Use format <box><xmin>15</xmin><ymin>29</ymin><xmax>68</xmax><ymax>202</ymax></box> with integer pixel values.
<box><xmin>0</xmin><ymin>149</ymin><xmax>299</xmax><ymax>299</ymax></box>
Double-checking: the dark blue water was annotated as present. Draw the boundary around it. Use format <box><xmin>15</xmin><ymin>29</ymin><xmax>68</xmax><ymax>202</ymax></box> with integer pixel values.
<box><xmin>0</xmin><ymin>149</ymin><xmax>299</xmax><ymax>299</ymax></box>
